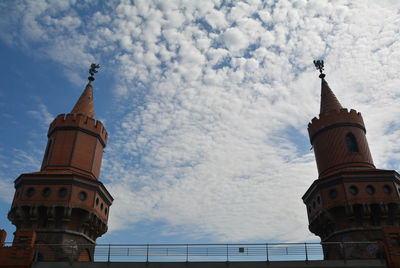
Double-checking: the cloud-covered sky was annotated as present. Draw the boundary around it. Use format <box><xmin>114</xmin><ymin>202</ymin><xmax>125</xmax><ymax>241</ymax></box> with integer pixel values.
<box><xmin>1</xmin><ymin>0</ymin><xmax>400</xmax><ymax>244</ymax></box>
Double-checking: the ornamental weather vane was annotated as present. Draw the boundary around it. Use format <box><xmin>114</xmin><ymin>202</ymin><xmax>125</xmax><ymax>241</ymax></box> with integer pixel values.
<box><xmin>88</xmin><ymin>63</ymin><xmax>100</xmax><ymax>82</ymax></box>
<box><xmin>313</xmin><ymin>59</ymin><xmax>326</xmax><ymax>79</ymax></box>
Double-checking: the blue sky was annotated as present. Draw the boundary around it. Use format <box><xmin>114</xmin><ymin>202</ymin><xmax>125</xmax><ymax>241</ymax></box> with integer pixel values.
<box><xmin>1</xmin><ymin>0</ymin><xmax>400</xmax><ymax>245</ymax></box>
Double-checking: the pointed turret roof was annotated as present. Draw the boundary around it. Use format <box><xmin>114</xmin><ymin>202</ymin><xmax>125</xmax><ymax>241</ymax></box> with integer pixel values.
<box><xmin>320</xmin><ymin>78</ymin><xmax>343</xmax><ymax>115</ymax></box>
<box><xmin>71</xmin><ymin>82</ymin><xmax>95</xmax><ymax>118</ymax></box>
<box><xmin>70</xmin><ymin>64</ymin><xmax>100</xmax><ymax>118</ymax></box>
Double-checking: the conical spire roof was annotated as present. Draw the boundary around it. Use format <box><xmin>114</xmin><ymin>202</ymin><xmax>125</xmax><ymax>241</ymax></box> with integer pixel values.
<box><xmin>320</xmin><ymin>78</ymin><xmax>342</xmax><ymax>115</ymax></box>
<box><xmin>71</xmin><ymin>82</ymin><xmax>95</xmax><ymax>118</ymax></box>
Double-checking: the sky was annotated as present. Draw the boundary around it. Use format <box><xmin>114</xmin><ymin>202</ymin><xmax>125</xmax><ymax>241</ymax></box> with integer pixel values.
<box><xmin>1</xmin><ymin>0</ymin><xmax>400</xmax><ymax>245</ymax></box>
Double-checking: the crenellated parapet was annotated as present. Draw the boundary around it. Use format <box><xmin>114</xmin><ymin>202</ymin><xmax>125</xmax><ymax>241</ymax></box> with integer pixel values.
<box><xmin>307</xmin><ymin>107</ymin><xmax>374</xmax><ymax>177</ymax></box>
<box><xmin>308</xmin><ymin>108</ymin><xmax>365</xmax><ymax>143</ymax></box>
<box><xmin>41</xmin><ymin>113</ymin><xmax>109</xmax><ymax>180</ymax></box>
<box><xmin>0</xmin><ymin>230</ymin><xmax>36</xmax><ymax>267</ymax></box>
<box><xmin>48</xmin><ymin>114</ymin><xmax>108</xmax><ymax>147</ymax></box>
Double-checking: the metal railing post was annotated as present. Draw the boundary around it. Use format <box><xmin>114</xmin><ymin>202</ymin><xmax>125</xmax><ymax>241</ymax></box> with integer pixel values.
<box><xmin>341</xmin><ymin>242</ymin><xmax>346</xmax><ymax>263</ymax></box>
<box><xmin>226</xmin><ymin>244</ymin><xmax>229</xmax><ymax>262</ymax></box>
<box><xmin>266</xmin><ymin>243</ymin><xmax>269</xmax><ymax>262</ymax></box>
<box><xmin>186</xmin><ymin>244</ymin><xmax>189</xmax><ymax>262</ymax></box>
<box><xmin>107</xmin><ymin>244</ymin><xmax>111</xmax><ymax>262</ymax></box>
<box><xmin>34</xmin><ymin>245</ymin><xmax>39</xmax><ymax>262</ymax></box>
<box><xmin>304</xmin><ymin>243</ymin><xmax>308</xmax><ymax>262</ymax></box>
<box><xmin>71</xmin><ymin>245</ymin><xmax>74</xmax><ymax>261</ymax></box>
<box><xmin>146</xmin><ymin>244</ymin><xmax>149</xmax><ymax>263</ymax></box>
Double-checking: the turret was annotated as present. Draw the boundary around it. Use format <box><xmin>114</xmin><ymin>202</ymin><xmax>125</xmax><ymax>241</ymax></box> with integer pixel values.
<box><xmin>308</xmin><ymin>64</ymin><xmax>374</xmax><ymax>178</ymax></box>
<box><xmin>303</xmin><ymin>61</ymin><xmax>400</xmax><ymax>263</ymax></box>
<box><xmin>8</xmin><ymin>64</ymin><xmax>113</xmax><ymax>262</ymax></box>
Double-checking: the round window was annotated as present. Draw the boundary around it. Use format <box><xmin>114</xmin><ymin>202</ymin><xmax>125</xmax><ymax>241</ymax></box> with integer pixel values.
<box><xmin>105</xmin><ymin>208</ymin><xmax>108</xmax><ymax>216</ymax></box>
<box><xmin>42</xmin><ymin>187</ymin><xmax>51</xmax><ymax>197</ymax></box>
<box><xmin>349</xmin><ymin>185</ymin><xmax>359</xmax><ymax>195</ymax></box>
<box><xmin>329</xmin><ymin>188</ymin><xmax>338</xmax><ymax>199</ymax></box>
<box><xmin>58</xmin><ymin>187</ymin><xmax>67</xmax><ymax>198</ymax></box>
<box><xmin>100</xmin><ymin>203</ymin><xmax>104</xmax><ymax>211</ymax></box>
<box><xmin>383</xmin><ymin>185</ymin><xmax>392</xmax><ymax>194</ymax></box>
<box><xmin>96</xmin><ymin>198</ymin><xmax>99</xmax><ymax>206</ymax></box>
<box><xmin>26</xmin><ymin>187</ymin><xmax>35</xmax><ymax>198</ymax></box>
<box><xmin>366</xmin><ymin>185</ymin><xmax>375</xmax><ymax>195</ymax></box>
<box><xmin>78</xmin><ymin>191</ymin><xmax>88</xmax><ymax>201</ymax></box>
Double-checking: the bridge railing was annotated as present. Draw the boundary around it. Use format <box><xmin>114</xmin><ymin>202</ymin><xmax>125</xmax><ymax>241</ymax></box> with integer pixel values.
<box><xmin>25</xmin><ymin>241</ymin><xmax>383</xmax><ymax>262</ymax></box>
<box><xmin>94</xmin><ymin>243</ymin><xmax>325</xmax><ymax>262</ymax></box>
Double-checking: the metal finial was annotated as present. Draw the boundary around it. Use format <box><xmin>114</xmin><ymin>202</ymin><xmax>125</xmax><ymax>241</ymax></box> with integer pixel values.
<box><xmin>88</xmin><ymin>63</ymin><xmax>100</xmax><ymax>81</ymax></box>
<box><xmin>313</xmin><ymin>60</ymin><xmax>325</xmax><ymax>79</ymax></box>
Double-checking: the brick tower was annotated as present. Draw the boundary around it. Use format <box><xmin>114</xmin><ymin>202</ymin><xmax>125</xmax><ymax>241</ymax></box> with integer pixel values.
<box><xmin>303</xmin><ymin>61</ymin><xmax>400</xmax><ymax>261</ymax></box>
<box><xmin>7</xmin><ymin>64</ymin><xmax>113</xmax><ymax>261</ymax></box>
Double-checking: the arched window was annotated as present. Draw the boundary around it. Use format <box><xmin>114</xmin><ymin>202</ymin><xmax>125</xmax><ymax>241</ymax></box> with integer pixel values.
<box><xmin>346</xmin><ymin>132</ymin><xmax>359</xmax><ymax>153</ymax></box>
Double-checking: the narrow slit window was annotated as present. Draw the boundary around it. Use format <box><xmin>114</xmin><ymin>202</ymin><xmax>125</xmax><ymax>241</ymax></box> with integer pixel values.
<box><xmin>346</xmin><ymin>133</ymin><xmax>359</xmax><ymax>153</ymax></box>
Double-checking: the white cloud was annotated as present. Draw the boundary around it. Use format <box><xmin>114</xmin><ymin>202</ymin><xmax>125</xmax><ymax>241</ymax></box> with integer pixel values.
<box><xmin>11</xmin><ymin>148</ymin><xmax>41</xmax><ymax>172</ymax></box>
<box><xmin>27</xmin><ymin>103</ymin><xmax>54</xmax><ymax>128</ymax></box>
<box><xmin>222</xmin><ymin>27</ymin><xmax>249</xmax><ymax>54</ymax></box>
<box><xmin>205</xmin><ymin>9</ymin><xmax>228</xmax><ymax>29</ymax></box>
<box><xmin>0</xmin><ymin>178</ymin><xmax>14</xmax><ymax>203</ymax></box>
<box><xmin>2</xmin><ymin>0</ymin><xmax>400</xmax><ymax>244</ymax></box>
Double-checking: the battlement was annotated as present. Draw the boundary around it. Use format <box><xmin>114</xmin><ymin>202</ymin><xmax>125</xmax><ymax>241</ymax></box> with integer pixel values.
<box><xmin>48</xmin><ymin>114</ymin><xmax>108</xmax><ymax>146</ymax></box>
<box><xmin>308</xmin><ymin>108</ymin><xmax>365</xmax><ymax>139</ymax></box>
<box><xmin>0</xmin><ymin>229</ymin><xmax>36</xmax><ymax>267</ymax></box>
